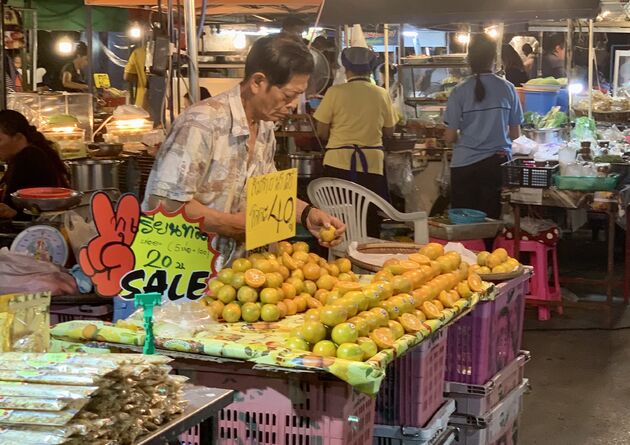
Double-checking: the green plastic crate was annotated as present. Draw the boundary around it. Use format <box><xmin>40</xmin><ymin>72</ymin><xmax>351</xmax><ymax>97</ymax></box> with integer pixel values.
<box><xmin>553</xmin><ymin>173</ymin><xmax>620</xmax><ymax>191</ymax></box>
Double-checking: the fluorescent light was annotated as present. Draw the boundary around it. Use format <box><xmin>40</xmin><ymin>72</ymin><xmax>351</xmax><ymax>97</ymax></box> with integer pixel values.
<box><xmin>569</xmin><ymin>83</ymin><xmax>584</xmax><ymax>95</ymax></box>
<box><xmin>455</xmin><ymin>33</ymin><xmax>470</xmax><ymax>45</ymax></box>
<box><xmin>128</xmin><ymin>25</ymin><xmax>142</xmax><ymax>40</ymax></box>
<box><xmin>56</xmin><ymin>38</ymin><xmax>74</xmax><ymax>56</ymax></box>
<box><xmin>233</xmin><ymin>32</ymin><xmax>247</xmax><ymax>50</ymax></box>
<box><xmin>485</xmin><ymin>27</ymin><xmax>499</xmax><ymax>39</ymax></box>
<box><xmin>403</xmin><ymin>31</ymin><xmax>418</xmax><ymax>38</ymax></box>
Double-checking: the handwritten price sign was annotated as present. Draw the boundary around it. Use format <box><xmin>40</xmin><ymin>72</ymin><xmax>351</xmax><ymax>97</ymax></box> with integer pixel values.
<box><xmin>246</xmin><ymin>169</ymin><xmax>297</xmax><ymax>250</ymax></box>
<box><xmin>93</xmin><ymin>73</ymin><xmax>111</xmax><ymax>89</ymax></box>
<box><xmin>79</xmin><ymin>193</ymin><xmax>218</xmax><ymax>301</ymax></box>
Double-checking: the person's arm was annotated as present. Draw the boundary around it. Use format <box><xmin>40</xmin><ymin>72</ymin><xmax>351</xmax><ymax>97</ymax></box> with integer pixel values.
<box><xmin>312</xmin><ymin>89</ymin><xmax>335</xmax><ymax>142</ymax></box>
<box><xmin>296</xmin><ymin>199</ymin><xmax>345</xmax><ymax>247</ymax></box>
<box><xmin>382</xmin><ymin>126</ymin><xmax>395</xmax><ymax>139</ymax></box>
<box><xmin>123</xmin><ymin>72</ymin><xmax>138</xmax><ymax>83</ymax></box>
<box><xmin>62</xmin><ymin>71</ymin><xmax>88</xmax><ymax>91</ymax></box>
<box><xmin>382</xmin><ymin>91</ymin><xmax>397</xmax><ymax>142</ymax></box>
<box><xmin>123</xmin><ymin>50</ymin><xmax>138</xmax><ymax>84</ymax></box>
<box><xmin>509</xmin><ymin>126</ymin><xmax>521</xmax><ymax>140</ymax></box>
<box><xmin>508</xmin><ymin>85</ymin><xmax>524</xmax><ymax>141</ymax></box>
<box><xmin>443</xmin><ymin>88</ymin><xmax>462</xmax><ymax>145</ymax></box>
<box><xmin>315</xmin><ymin>120</ymin><xmax>330</xmax><ymax>141</ymax></box>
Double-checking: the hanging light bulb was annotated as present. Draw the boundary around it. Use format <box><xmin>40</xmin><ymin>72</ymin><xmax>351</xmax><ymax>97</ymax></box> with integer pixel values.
<box><xmin>455</xmin><ymin>33</ymin><xmax>470</xmax><ymax>45</ymax></box>
<box><xmin>128</xmin><ymin>24</ymin><xmax>143</xmax><ymax>40</ymax></box>
<box><xmin>56</xmin><ymin>38</ymin><xmax>74</xmax><ymax>56</ymax></box>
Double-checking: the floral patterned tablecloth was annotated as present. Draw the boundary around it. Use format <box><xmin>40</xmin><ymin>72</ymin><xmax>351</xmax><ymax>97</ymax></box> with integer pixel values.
<box><xmin>51</xmin><ymin>288</ymin><xmax>493</xmax><ymax>395</ymax></box>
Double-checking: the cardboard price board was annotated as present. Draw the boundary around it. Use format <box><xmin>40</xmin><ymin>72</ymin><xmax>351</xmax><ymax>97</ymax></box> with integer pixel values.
<box><xmin>93</xmin><ymin>73</ymin><xmax>111</xmax><ymax>89</ymax></box>
<box><xmin>246</xmin><ymin>169</ymin><xmax>297</xmax><ymax>251</ymax></box>
<box><xmin>79</xmin><ymin>193</ymin><xmax>218</xmax><ymax>301</ymax></box>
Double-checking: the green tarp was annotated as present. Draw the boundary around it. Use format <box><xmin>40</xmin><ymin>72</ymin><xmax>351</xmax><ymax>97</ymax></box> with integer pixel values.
<box><xmin>10</xmin><ymin>0</ymin><xmax>128</xmax><ymax>32</ymax></box>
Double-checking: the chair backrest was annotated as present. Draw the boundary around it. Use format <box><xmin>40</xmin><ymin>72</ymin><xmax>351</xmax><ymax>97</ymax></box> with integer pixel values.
<box><xmin>307</xmin><ymin>177</ymin><xmax>394</xmax><ymax>253</ymax></box>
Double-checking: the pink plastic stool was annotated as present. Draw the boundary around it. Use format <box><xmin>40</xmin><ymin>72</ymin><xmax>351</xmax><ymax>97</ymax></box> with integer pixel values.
<box><xmin>494</xmin><ymin>236</ymin><xmax>562</xmax><ymax>321</ymax></box>
<box><xmin>429</xmin><ymin>237</ymin><xmax>486</xmax><ymax>252</ymax></box>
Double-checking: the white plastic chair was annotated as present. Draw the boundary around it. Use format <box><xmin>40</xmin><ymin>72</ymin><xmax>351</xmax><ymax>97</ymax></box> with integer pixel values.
<box><xmin>307</xmin><ymin>177</ymin><xmax>429</xmax><ymax>259</ymax></box>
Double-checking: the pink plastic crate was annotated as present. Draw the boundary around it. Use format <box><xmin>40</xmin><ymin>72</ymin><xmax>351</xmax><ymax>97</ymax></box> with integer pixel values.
<box><xmin>376</xmin><ymin>328</ymin><xmax>448</xmax><ymax>427</ymax></box>
<box><xmin>174</xmin><ymin>362</ymin><xmax>374</xmax><ymax>445</ymax></box>
<box><xmin>445</xmin><ymin>351</ymin><xmax>530</xmax><ymax>417</ymax></box>
<box><xmin>450</xmin><ymin>379</ymin><xmax>528</xmax><ymax>445</ymax></box>
<box><xmin>445</xmin><ymin>274</ymin><xmax>528</xmax><ymax>385</ymax></box>
<box><xmin>50</xmin><ymin>304</ymin><xmax>113</xmax><ymax>325</ymax></box>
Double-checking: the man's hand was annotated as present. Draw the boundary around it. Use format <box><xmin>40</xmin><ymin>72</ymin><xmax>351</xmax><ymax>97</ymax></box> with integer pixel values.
<box><xmin>79</xmin><ymin>193</ymin><xmax>140</xmax><ymax>297</ymax></box>
<box><xmin>0</xmin><ymin>204</ymin><xmax>17</xmax><ymax>220</ymax></box>
<box><xmin>305</xmin><ymin>208</ymin><xmax>346</xmax><ymax>248</ymax></box>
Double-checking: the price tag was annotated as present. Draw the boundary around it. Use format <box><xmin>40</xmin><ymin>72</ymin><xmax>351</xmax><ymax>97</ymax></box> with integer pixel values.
<box><xmin>246</xmin><ymin>169</ymin><xmax>297</xmax><ymax>251</ymax></box>
<box><xmin>93</xmin><ymin>73</ymin><xmax>111</xmax><ymax>88</ymax></box>
<box><xmin>79</xmin><ymin>193</ymin><xmax>218</xmax><ymax>301</ymax></box>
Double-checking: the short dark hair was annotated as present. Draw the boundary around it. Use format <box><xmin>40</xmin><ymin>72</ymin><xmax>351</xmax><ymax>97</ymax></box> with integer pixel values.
<box><xmin>544</xmin><ymin>33</ymin><xmax>565</xmax><ymax>54</ymax></box>
<box><xmin>244</xmin><ymin>34</ymin><xmax>314</xmax><ymax>87</ymax></box>
<box><xmin>281</xmin><ymin>15</ymin><xmax>307</xmax><ymax>32</ymax></box>
<box><xmin>522</xmin><ymin>43</ymin><xmax>533</xmax><ymax>56</ymax></box>
<box><xmin>75</xmin><ymin>42</ymin><xmax>88</xmax><ymax>58</ymax></box>
<box><xmin>184</xmin><ymin>87</ymin><xmax>211</xmax><ymax>101</ymax></box>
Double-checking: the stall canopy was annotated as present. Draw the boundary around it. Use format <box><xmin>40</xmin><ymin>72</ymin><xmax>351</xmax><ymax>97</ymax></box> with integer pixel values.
<box><xmin>9</xmin><ymin>0</ymin><xmax>129</xmax><ymax>31</ymax></box>
<box><xmin>83</xmin><ymin>0</ymin><xmax>321</xmax><ymax>15</ymax></box>
<box><xmin>320</xmin><ymin>0</ymin><xmax>601</xmax><ymax>25</ymax></box>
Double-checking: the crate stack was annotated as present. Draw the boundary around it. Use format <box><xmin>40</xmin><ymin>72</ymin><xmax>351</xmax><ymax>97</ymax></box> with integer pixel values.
<box><xmin>372</xmin><ymin>328</ymin><xmax>458</xmax><ymax>445</ymax></box>
<box><xmin>444</xmin><ymin>273</ymin><xmax>530</xmax><ymax>445</ymax></box>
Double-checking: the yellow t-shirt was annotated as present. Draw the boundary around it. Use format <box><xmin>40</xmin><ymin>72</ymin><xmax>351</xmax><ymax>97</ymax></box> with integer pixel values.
<box><xmin>124</xmin><ymin>47</ymin><xmax>147</xmax><ymax>108</ymax></box>
<box><xmin>313</xmin><ymin>80</ymin><xmax>397</xmax><ymax>175</ymax></box>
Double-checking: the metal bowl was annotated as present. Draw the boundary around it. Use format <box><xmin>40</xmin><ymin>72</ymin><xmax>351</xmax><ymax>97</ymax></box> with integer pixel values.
<box><xmin>87</xmin><ymin>142</ymin><xmax>123</xmax><ymax>158</ymax></box>
<box><xmin>11</xmin><ymin>190</ymin><xmax>83</xmax><ymax>213</ymax></box>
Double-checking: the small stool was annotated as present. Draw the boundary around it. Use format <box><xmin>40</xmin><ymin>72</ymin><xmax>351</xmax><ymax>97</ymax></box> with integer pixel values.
<box><xmin>494</xmin><ymin>236</ymin><xmax>562</xmax><ymax>321</ymax></box>
<box><xmin>429</xmin><ymin>237</ymin><xmax>487</xmax><ymax>252</ymax></box>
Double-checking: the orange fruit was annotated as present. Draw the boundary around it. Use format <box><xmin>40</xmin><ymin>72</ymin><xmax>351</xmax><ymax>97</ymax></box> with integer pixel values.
<box><xmin>398</xmin><ymin>313</ymin><xmax>422</xmax><ymax>333</ymax></box>
<box><xmin>312</xmin><ymin>340</ymin><xmax>337</xmax><ymax>357</ymax></box>
<box><xmin>438</xmin><ymin>290</ymin><xmax>456</xmax><ymax>309</ymax></box>
<box><xmin>207</xmin><ymin>279</ymin><xmax>224</xmax><ymax>297</ymax></box>
<box><xmin>291</xmin><ymin>268</ymin><xmax>305</xmax><ymax>281</ymax></box>
<box><xmin>408</xmin><ymin>253</ymin><xmax>431</xmax><ymax>266</ymax></box>
<box><xmin>208</xmin><ymin>300</ymin><xmax>224</xmax><ymax>319</ymax></box>
<box><xmin>218</xmin><ymin>268</ymin><xmax>235</xmax><ymax>284</ymax></box>
<box><xmin>319</xmin><ymin>226</ymin><xmax>336</xmax><ymax>242</ymax></box>
<box><xmin>264</xmin><ymin>272</ymin><xmax>284</xmax><ymax>289</ymax></box>
<box><xmin>336</xmin><ymin>343</ymin><xmax>364</xmax><ymax>361</ymax></box>
<box><xmin>293</xmin><ymin>295</ymin><xmax>308</xmax><ymax>312</ymax></box>
<box><xmin>362</xmin><ymin>285</ymin><xmax>383</xmax><ymax>308</ymax></box>
<box><xmin>373</xmin><ymin>270</ymin><xmax>394</xmax><ymax>282</ymax></box>
<box><xmin>232</xmin><ymin>258</ymin><xmax>253</xmax><ymax>273</ymax></box>
<box><xmin>345</xmin><ymin>291</ymin><xmax>369</xmax><ymax>312</ymax></box>
<box><xmin>347</xmin><ymin>316</ymin><xmax>370</xmax><ymax>337</ymax></box>
<box><xmin>420</xmin><ymin>243</ymin><xmax>444</xmax><ymax>260</ymax></box>
<box><xmin>335</xmin><ymin>281</ymin><xmax>363</xmax><ymax>295</ymax></box>
<box><xmin>372</xmin><ymin>281</ymin><xmax>394</xmax><ymax>299</ymax></box>
<box><xmin>325</xmin><ymin>289</ymin><xmax>342</xmax><ymax>305</ymax></box>
<box><xmin>277</xmin><ymin>241</ymin><xmax>293</xmax><ymax>255</ymax></box>
<box><xmin>370</xmin><ymin>327</ymin><xmax>395</xmax><ymax>350</ymax></box>
<box><xmin>276</xmin><ymin>301</ymin><xmax>288</xmax><ymax>318</ymax></box>
<box><xmin>285</xmin><ymin>336</ymin><xmax>309</xmax><ymax>351</ymax></box>
<box><xmin>314</xmin><ymin>289</ymin><xmax>330</xmax><ymax>304</ymax></box>
<box><xmin>357</xmin><ymin>311</ymin><xmax>380</xmax><ymax>331</ymax></box>
<box><xmin>457</xmin><ymin>281</ymin><xmax>473</xmax><ymax>299</ymax></box>
<box><xmin>261</xmin><ymin>304</ymin><xmax>281</xmax><ymax>322</ymax></box>
<box><xmin>282</xmin><ymin>252</ymin><xmax>299</xmax><ymax>271</ymax></box>
<box><xmin>252</xmin><ymin>259</ymin><xmax>274</xmax><ymax>274</ymax></box>
<box><xmin>388</xmin><ymin>320</ymin><xmax>405</xmax><ymax>339</ymax></box>
<box><xmin>278</xmin><ymin>265</ymin><xmax>290</xmax><ymax>280</ymax></box>
<box><xmin>308</xmin><ymin>253</ymin><xmax>321</xmax><ymax>263</ymax></box>
<box><xmin>217</xmin><ymin>285</ymin><xmax>236</xmax><ymax>304</ymax></box>
<box><xmin>316</xmin><ymin>275</ymin><xmax>336</xmax><ymax>291</ymax></box>
<box><xmin>319</xmin><ymin>305</ymin><xmax>348</xmax><ymax>326</ymax></box>
<box><xmin>237</xmin><ymin>286</ymin><xmax>258</xmax><ymax>303</ymax></box>
<box><xmin>421</xmin><ymin>301</ymin><xmax>441</xmax><ymax>320</ymax></box>
<box><xmin>292</xmin><ymin>251</ymin><xmax>310</xmax><ymax>263</ymax></box>
<box><xmin>403</xmin><ymin>270</ymin><xmax>424</xmax><ymax>289</ymax></box>
<box><xmin>335</xmin><ymin>257</ymin><xmax>352</xmax><ymax>273</ymax></box>
<box><xmin>369</xmin><ymin>307</ymin><xmax>390</xmax><ymax>327</ymax></box>
<box><xmin>244</xmin><ymin>269</ymin><xmax>266</xmax><ymax>288</ymax></box>
<box><xmin>399</xmin><ymin>260</ymin><xmax>421</xmax><ymax>271</ymax></box>
<box><xmin>327</xmin><ymin>264</ymin><xmax>340</xmax><ymax>277</ymax></box>
<box><xmin>432</xmin><ymin>299</ymin><xmax>444</xmax><ymax>311</ymax></box>
<box><xmin>303</xmin><ymin>262</ymin><xmax>322</xmax><ymax>281</ymax></box>
<box><xmin>331</xmin><ymin>322</ymin><xmax>359</xmax><ymax>344</ymax></box>
<box><xmin>304</xmin><ymin>308</ymin><xmax>320</xmax><ymax>322</ymax></box>
<box><xmin>304</xmin><ymin>280</ymin><xmax>318</xmax><ymax>296</ymax></box>
<box><xmin>391</xmin><ymin>275</ymin><xmax>413</xmax><ymax>294</ymax></box>
<box><xmin>414</xmin><ymin>309</ymin><xmax>427</xmax><ymax>322</ymax></box>
<box><xmin>286</xmin><ymin>277</ymin><xmax>305</xmax><ymax>294</ymax></box>
<box><xmin>292</xmin><ymin>241</ymin><xmax>310</xmax><ymax>253</ymax></box>
<box><xmin>429</xmin><ymin>261</ymin><xmax>442</xmax><ymax>277</ymax></box>
<box><xmin>383</xmin><ymin>258</ymin><xmax>400</xmax><ymax>267</ymax></box>
<box><xmin>260</xmin><ymin>288</ymin><xmax>282</xmax><ymax>304</ymax></box>
<box><xmin>357</xmin><ymin>337</ymin><xmax>378</xmax><ymax>360</ymax></box>
<box><xmin>468</xmin><ymin>273</ymin><xmax>484</xmax><ymax>292</ymax></box>
<box><xmin>301</xmin><ymin>321</ymin><xmax>327</xmax><ymax>344</ymax></box>
<box><xmin>281</xmin><ymin>282</ymin><xmax>297</xmax><ymax>299</ymax></box>
<box><xmin>412</xmin><ymin>286</ymin><xmax>431</xmax><ymax>306</ymax></box>
<box><xmin>334</xmin><ymin>296</ymin><xmax>359</xmax><ymax>317</ymax></box>
<box><xmin>222</xmin><ymin>303</ymin><xmax>241</xmax><ymax>323</ymax></box>
<box><xmin>241</xmin><ymin>302</ymin><xmax>261</xmax><ymax>322</ymax></box>
<box><xmin>305</xmin><ymin>295</ymin><xmax>323</xmax><ymax>309</ymax></box>
<box><xmin>284</xmin><ymin>299</ymin><xmax>298</xmax><ymax>316</ymax></box>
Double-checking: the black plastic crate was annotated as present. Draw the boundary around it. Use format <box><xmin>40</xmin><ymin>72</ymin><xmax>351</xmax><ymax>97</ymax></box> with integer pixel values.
<box><xmin>502</xmin><ymin>159</ymin><xmax>558</xmax><ymax>188</ymax></box>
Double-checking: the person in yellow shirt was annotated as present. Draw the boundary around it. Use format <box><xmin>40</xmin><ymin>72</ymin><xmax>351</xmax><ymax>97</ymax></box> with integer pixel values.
<box><xmin>313</xmin><ymin>46</ymin><xmax>397</xmax><ymax>236</ymax></box>
<box><xmin>124</xmin><ymin>45</ymin><xmax>147</xmax><ymax>109</ymax></box>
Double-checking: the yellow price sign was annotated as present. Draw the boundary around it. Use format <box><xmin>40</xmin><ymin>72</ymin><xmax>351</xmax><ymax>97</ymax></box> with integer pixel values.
<box><xmin>93</xmin><ymin>73</ymin><xmax>111</xmax><ymax>89</ymax></box>
<box><xmin>246</xmin><ymin>169</ymin><xmax>297</xmax><ymax>251</ymax></box>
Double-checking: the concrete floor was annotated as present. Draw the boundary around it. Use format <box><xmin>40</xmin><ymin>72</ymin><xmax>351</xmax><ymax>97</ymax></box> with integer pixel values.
<box><xmin>515</xmin><ymin>230</ymin><xmax>630</xmax><ymax>444</ymax></box>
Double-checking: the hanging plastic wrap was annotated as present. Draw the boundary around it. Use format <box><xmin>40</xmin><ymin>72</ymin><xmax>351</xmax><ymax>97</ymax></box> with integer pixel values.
<box><xmin>386</xmin><ymin>151</ymin><xmax>414</xmax><ymax>198</ymax></box>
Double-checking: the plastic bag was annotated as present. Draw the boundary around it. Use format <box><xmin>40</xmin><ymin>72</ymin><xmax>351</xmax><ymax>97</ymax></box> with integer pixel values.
<box><xmin>386</xmin><ymin>152</ymin><xmax>414</xmax><ymax>198</ymax></box>
<box><xmin>63</xmin><ymin>211</ymin><xmax>97</xmax><ymax>262</ymax></box>
<box><xmin>130</xmin><ymin>300</ymin><xmax>215</xmax><ymax>339</ymax></box>
<box><xmin>0</xmin><ymin>293</ymin><xmax>51</xmax><ymax>353</ymax></box>
<box><xmin>571</xmin><ymin>117</ymin><xmax>597</xmax><ymax>142</ymax></box>
<box><xmin>0</xmin><ymin>249</ymin><xmax>78</xmax><ymax>296</ymax></box>
<box><xmin>512</xmin><ymin>136</ymin><xmax>538</xmax><ymax>156</ymax></box>
<box><xmin>436</xmin><ymin>155</ymin><xmax>451</xmax><ymax>197</ymax></box>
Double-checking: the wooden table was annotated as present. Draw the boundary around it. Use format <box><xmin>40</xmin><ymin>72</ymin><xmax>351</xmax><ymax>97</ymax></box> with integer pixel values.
<box><xmin>508</xmin><ymin>187</ymin><xmax>627</xmax><ymax>308</ymax></box>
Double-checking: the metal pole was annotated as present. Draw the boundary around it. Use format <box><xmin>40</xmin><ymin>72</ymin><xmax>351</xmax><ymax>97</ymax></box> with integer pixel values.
<box><xmin>538</xmin><ymin>32</ymin><xmax>544</xmax><ymax>77</ymax></box>
<box><xmin>184</xmin><ymin>0</ymin><xmax>199</xmax><ymax>103</ymax></box>
<box><xmin>384</xmin><ymin>24</ymin><xmax>389</xmax><ymax>90</ymax></box>
<box><xmin>588</xmin><ymin>19</ymin><xmax>594</xmax><ymax>118</ymax></box>
<box><xmin>343</xmin><ymin>25</ymin><xmax>349</xmax><ymax>48</ymax></box>
<box><xmin>86</xmin><ymin>6</ymin><xmax>94</xmax><ymax>94</ymax></box>
<box><xmin>398</xmin><ymin>24</ymin><xmax>404</xmax><ymax>64</ymax></box>
<box><xmin>32</xmin><ymin>9</ymin><xmax>37</xmax><ymax>91</ymax></box>
<box><xmin>566</xmin><ymin>19</ymin><xmax>574</xmax><ymax>120</ymax></box>
<box><xmin>495</xmin><ymin>24</ymin><xmax>504</xmax><ymax>73</ymax></box>
<box><xmin>0</xmin><ymin>0</ymin><xmax>6</xmax><ymax>109</ymax></box>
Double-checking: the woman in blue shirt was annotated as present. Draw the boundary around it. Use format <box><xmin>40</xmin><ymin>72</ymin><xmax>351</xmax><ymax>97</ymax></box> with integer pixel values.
<box><xmin>444</xmin><ymin>34</ymin><xmax>523</xmax><ymax>219</ymax></box>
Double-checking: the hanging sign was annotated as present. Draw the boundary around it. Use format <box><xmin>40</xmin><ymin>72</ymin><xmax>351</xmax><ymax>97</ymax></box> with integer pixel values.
<box><xmin>79</xmin><ymin>193</ymin><xmax>218</xmax><ymax>301</ymax></box>
<box><xmin>245</xmin><ymin>168</ymin><xmax>297</xmax><ymax>251</ymax></box>
<box><xmin>93</xmin><ymin>73</ymin><xmax>111</xmax><ymax>89</ymax></box>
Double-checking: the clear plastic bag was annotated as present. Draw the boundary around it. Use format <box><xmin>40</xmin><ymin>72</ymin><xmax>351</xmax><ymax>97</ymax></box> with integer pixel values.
<box><xmin>386</xmin><ymin>152</ymin><xmax>414</xmax><ymax>198</ymax></box>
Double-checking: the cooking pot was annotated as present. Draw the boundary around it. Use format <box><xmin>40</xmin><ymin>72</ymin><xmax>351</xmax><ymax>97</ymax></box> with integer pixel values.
<box><xmin>65</xmin><ymin>159</ymin><xmax>124</xmax><ymax>191</ymax></box>
<box><xmin>288</xmin><ymin>152</ymin><xmax>324</xmax><ymax>178</ymax></box>
<box><xmin>522</xmin><ymin>128</ymin><xmax>566</xmax><ymax>144</ymax></box>
<box><xmin>87</xmin><ymin>142</ymin><xmax>123</xmax><ymax>158</ymax></box>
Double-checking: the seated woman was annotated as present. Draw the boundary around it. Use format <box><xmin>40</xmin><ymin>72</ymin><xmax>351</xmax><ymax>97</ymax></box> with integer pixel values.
<box><xmin>0</xmin><ymin>110</ymin><xmax>70</xmax><ymax>219</ymax></box>
<box><xmin>313</xmin><ymin>46</ymin><xmax>397</xmax><ymax>237</ymax></box>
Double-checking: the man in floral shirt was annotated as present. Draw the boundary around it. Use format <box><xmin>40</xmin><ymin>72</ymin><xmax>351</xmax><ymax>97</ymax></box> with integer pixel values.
<box><xmin>144</xmin><ymin>35</ymin><xmax>345</xmax><ymax>264</ymax></box>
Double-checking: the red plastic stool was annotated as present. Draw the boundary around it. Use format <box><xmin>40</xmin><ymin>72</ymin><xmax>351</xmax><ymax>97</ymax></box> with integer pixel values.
<box><xmin>429</xmin><ymin>237</ymin><xmax>486</xmax><ymax>252</ymax></box>
<box><xmin>494</xmin><ymin>236</ymin><xmax>562</xmax><ymax>321</ymax></box>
